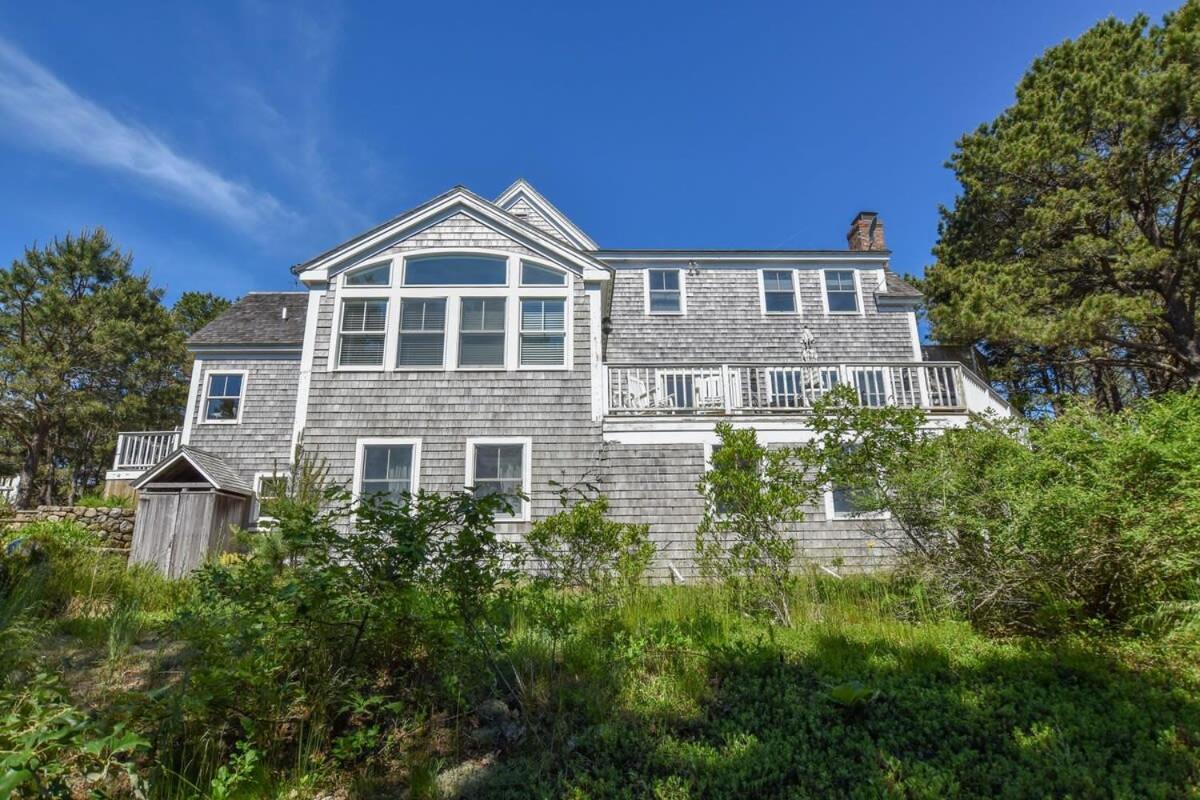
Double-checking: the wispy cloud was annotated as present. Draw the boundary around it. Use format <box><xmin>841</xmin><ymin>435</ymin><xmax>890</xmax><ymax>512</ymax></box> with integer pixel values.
<box><xmin>0</xmin><ymin>37</ymin><xmax>291</xmax><ymax>231</ymax></box>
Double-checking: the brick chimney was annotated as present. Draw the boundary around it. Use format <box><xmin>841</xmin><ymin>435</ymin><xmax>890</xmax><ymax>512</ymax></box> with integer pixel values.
<box><xmin>847</xmin><ymin>211</ymin><xmax>885</xmax><ymax>251</ymax></box>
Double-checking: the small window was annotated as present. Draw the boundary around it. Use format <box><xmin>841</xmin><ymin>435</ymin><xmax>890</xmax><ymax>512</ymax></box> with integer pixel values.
<box><xmin>345</xmin><ymin>262</ymin><xmax>391</xmax><ymax>286</ymax></box>
<box><xmin>459</xmin><ymin>297</ymin><xmax>506</xmax><ymax>367</ymax></box>
<box><xmin>469</xmin><ymin>441</ymin><xmax>528</xmax><ymax>520</ymax></box>
<box><xmin>204</xmin><ymin>373</ymin><xmax>243</xmax><ymax>421</ymax></box>
<box><xmin>824</xmin><ymin>270</ymin><xmax>859</xmax><ymax>313</ymax></box>
<box><xmin>398</xmin><ymin>298</ymin><xmax>446</xmax><ymax>367</ymax></box>
<box><xmin>521</xmin><ymin>261</ymin><xmax>567</xmax><ymax>286</ymax></box>
<box><xmin>338</xmin><ymin>299</ymin><xmax>388</xmax><ymax>367</ymax></box>
<box><xmin>648</xmin><ymin>269</ymin><xmax>682</xmax><ymax>314</ymax></box>
<box><xmin>763</xmin><ymin>270</ymin><xmax>797</xmax><ymax>313</ymax></box>
<box><xmin>404</xmin><ymin>255</ymin><xmax>507</xmax><ymax>286</ymax></box>
<box><xmin>520</xmin><ymin>299</ymin><xmax>566</xmax><ymax>366</ymax></box>
<box><xmin>254</xmin><ymin>473</ymin><xmax>288</xmax><ymax>523</ymax></box>
<box><xmin>831</xmin><ymin>485</ymin><xmax>869</xmax><ymax>517</ymax></box>
<box><xmin>360</xmin><ymin>443</ymin><xmax>416</xmax><ymax>503</ymax></box>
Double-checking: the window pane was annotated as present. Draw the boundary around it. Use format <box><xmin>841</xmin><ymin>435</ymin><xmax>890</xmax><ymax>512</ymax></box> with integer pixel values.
<box><xmin>827</xmin><ymin>291</ymin><xmax>859</xmax><ymax>313</ymax></box>
<box><xmin>831</xmin><ymin>486</ymin><xmax>862</xmax><ymax>515</ymax></box>
<box><xmin>461</xmin><ymin>298</ymin><xmax>506</xmax><ymax>331</ymax></box>
<box><xmin>473</xmin><ymin>444</ymin><xmax>524</xmax><ymax>517</ymax></box>
<box><xmin>521</xmin><ymin>262</ymin><xmax>567</xmax><ymax>286</ymax></box>
<box><xmin>649</xmin><ymin>290</ymin><xmax>681</xmax><ymax>313</ymax></box>
<box><xmin>342</xmin><ymin>299</ymin><xmax>387</xmax><ymax>332</ymax></box>
<box><xmin>765</xmin><ymin>291</ymin><xmax>796</xmax><ymax>313</ymax></box>
<box><xmin>764</xmin><ymin>270</ymin><xmax>792</xmax><ymax>292</ymax></box>
<box><xmin>339</xmin><ymin>334</ymin><xmax>386</xmax><ymax>366</ymax></box>
<box><xmin>825</xmin><ymin>270</ymin><xmax>859</xmax><ymax>312</ymax></box>
<box><xmin>345</xmin><ymin>262</ymin><xmax>390</xmax><ymax>286</ymax></box>
<box><xmin>649</xmin><ymin>269</ymin><xmax>679</xmax><ymax>291</ymax></box>
<box><xmin>208</xmin><ymin>373</ymin><xmax>242</xmax><ymax>398</ymax></box>
<box><xmin>405</xmin><ymin>255</ymin><xmax>507</xmax><ymax>285</ymax></box>
<box><xmin>520</xmin><ymin>334</ymin><xmax>565</xmax><ymax>366</ymax></box>
<box><xmin>400</xmin><ymin>298</ymin><xmax>446</xmax><ymax>331</ymax></box>
<box><xmin>521</xmin><ymin>299</ymin><xmax>565</xmax><ymax>332</ymax></box>
<box><xmin>398</xmin><ymin>332</ymin><xmax>445</xmax><ymax>366</ymax></box>
<box><xmin>205</xmin><ymin>398</ymin><xmax>239</xmax><ymax>420</ymax></box>
<box><xmin>459</xmin><ymin>333</ymin><xmax>505</xmax><ymax>366</ymax></box>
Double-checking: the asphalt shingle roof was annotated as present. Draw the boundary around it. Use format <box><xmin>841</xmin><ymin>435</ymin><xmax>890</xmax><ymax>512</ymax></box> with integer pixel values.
<box><xmin>188</xmin><ymin>292</ymin><xmax>308</xmax><ymax>347</ymax></box>
<box><xmin>883</xmin><ymin>270</ymin><xmax>922</xmax><ymax>298</ymax></box>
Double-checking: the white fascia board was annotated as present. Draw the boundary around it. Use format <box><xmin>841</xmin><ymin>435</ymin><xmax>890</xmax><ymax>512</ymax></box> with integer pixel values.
<box><xmin>597</xmin><ymin>253</ymin><xmax>891</xmax><ymax>265</ymax></box>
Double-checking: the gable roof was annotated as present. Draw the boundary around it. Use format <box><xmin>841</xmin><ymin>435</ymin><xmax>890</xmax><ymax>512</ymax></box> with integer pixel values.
<box><xmin>291</xmin><ymin>186</ymin><xmax>610</xmax><ymax>281</ymax></box>
<box><xmin>494</xmin><ymin>179</ymin><xmax>598</xmax><ymax>250</ymax></box>
<box><xmin>189</xmin><ymin>293</ymin><xmax>308</xmax><ymax>350</ymax></box>
<box><xmin>131</xmin><ymin>445</ymin><xmax>253</xmax><ymax>495</ymax></box>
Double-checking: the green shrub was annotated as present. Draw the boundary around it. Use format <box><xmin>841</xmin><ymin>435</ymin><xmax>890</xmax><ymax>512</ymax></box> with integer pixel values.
<box><xmin>74</xmin><ymin>492</ymin><xmax>133</xmax><ymax>510</ymax></box>
<box><xmin>809</xmin><ymin>390</ymin><xmax>1200</xmax><ymax>637</ymax></box>
<box><xmin>526</xmin><ymin>496</ymin><xmax>655</xmax><ymax>593</ymax></box>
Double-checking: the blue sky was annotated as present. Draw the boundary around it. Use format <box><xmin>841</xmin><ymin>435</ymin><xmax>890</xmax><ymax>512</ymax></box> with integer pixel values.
<box><xmin>0</xmin><ymin>1</ymin><xmax>1179</xmax><ymax>303</ymax></box>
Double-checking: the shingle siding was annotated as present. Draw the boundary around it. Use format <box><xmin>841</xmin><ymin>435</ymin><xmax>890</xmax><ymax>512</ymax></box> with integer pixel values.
<box><xmin>605</xmin><ymin>267</ymin><xmax>916</xmax><ymax>363</ymax></box>
<box><xmin>186</xmin><ymin>357</ymin><xmax>300</xmax><ymax>479</ymax></box>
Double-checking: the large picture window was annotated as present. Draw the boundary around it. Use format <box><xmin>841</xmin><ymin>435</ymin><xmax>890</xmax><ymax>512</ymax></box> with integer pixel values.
<box><xmin>338</xmin><ymin>299</ymin><xmax>388</xmax><ymax>367</ymax></box>
<box><xmin>459</xmin><ymin>298</ymin><xmax>506</xmax><ymax>367</ymax></box>
<box><xmin>519</xmin><ymin>299</ymin><xmax>566</xmax><ymax>366</ymax></box>
<box><xmin>398</xmin><ymin>298</ymin><xmax>446</xmax><ymax>367</ymax></box>
<box><xmin>404</xmin><ymin>255</ymin><xmax>507</xmax><ymax>286</ymax></box>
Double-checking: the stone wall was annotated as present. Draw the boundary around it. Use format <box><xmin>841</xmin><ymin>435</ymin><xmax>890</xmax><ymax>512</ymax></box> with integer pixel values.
<box><xmin>1</xmin><ymin>505</ymin><xmax>136</xmax><ymax>549</ymax></box>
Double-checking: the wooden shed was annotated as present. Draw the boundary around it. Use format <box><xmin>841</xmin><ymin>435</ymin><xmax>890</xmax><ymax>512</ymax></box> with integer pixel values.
<box><xmin>129</xmin><ymin>446</ymin><xmax>252</xmax><ymax>578</ymax></box>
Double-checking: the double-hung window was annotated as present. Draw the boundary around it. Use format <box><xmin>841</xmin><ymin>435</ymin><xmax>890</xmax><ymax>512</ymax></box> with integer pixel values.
<box><xmin>520</xmin><ymin>299</ymin><xmax>566</xmax><ymax>367</ymax></box>
<box><xmin>398</xmin><ymin>298</ymin><xmax>446</xmax><ymax>367</ymax></box>
<box><xmin>647</xmin><ymin>269</ymin><xmax>683</xmax><ymax>314</ymax></box>
<box><xmin>358</xmin><ymin>441</ymin><xmax>418</xmax><ymax>504</ymax></box>
<box><xmin>339</xmin><ymin>299</ymin><xmax>388</xmax><ymax>367</ymax></box>
<box><xmin>468</xmin><ymin>439</ymin><xmax>529</xmax><ymax>521</ymax></box>
<box><xmin>762</xmin><ymin>270</ymin><xmax>797</xmax><ymax>314</ymax></box>
<box><xmin>203</xmin><ymin>372</ymin><xmax>244</xmax><ymax>422</ymax></box>
<box><xmin>823</xmin><ymin>270</ymin><xmax>859</xmax><ymax>314</ymax></box>
<box><xmin>459</xmin><ymin>298</ymin><xmax>506</xmax><ymax>367</ymax></box>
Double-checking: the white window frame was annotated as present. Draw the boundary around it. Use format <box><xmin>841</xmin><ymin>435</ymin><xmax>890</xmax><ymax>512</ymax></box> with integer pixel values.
<box><xmin>759</xmin><ymin>268</ymin><xmax>800</xmax><ymax>316</ymax></box>
<box><xmin>327</xmin><ymin>249</ymin><xmax>572</xmax><ymax>373</ymax></box>
<box><xmin>823</xmin><ymin>487</ymin><xmax>890</xmax><ymax>521</ymax></box>
<box><xmin>396</xmin><ymin>296</ymin><xmax>449</xmax><ymax>370</ymax></box>
<box><xmin>464</xmin><ymin>436</ymin><xmax>533</xmax><ymax>522</ymax></box>
<box><xmin>644</xmin><ymin>268</ymin><xmax>686</xmax><ymax>316</ymax></box>
<box><xmin>353</xmin><ymin>437</ymin><xmax>423</xmax><ymax>504</ymax></box>
<box><xmin>343</xmin><ymin>258</ymin><xmax>393</xmax><ymax>287</ymax></box>
<box><xmin>252</xmin><ymin>471</ymin><xmax>290</xmax><ymax>526</ymax></box>
<box><xmin>457</xmin><ymin>296</ymin><xmax>509</xmax><ymax>371</ymax></box>
<box><xmin>821</xmin><ymin>268</ymin><xmax>864</xmax><ymax>316</ymax></box>
<box><xmin>198</xmin><ymin>369</ymin><xmax>247</xmax><ymax>425</ymax></box>
<box><xmin>335</xmin><ymin>297</ymin><xmax>391</xmax><ymax>371</ymax></box>
<box><xmin>518</xmin><ymin>297</ymin><xmax>568</xmax><ymax>369</ymax></box>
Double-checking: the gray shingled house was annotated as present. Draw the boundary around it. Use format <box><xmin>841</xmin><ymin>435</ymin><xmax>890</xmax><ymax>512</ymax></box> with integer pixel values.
<box><xmin>111</xmin><ymin>180</ymin><xmax>1008</xmax><ymax>579</ymax></box>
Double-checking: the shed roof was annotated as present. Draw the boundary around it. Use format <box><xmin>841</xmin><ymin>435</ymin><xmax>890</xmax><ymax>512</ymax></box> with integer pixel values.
<box><xmin>188</xmin><ymin>293</ymin><xmax>308</xmax><ymax>349</ymax></box>
<box><xmin>131</xmin><ymin>445</ymin><xmax>253</xmax><ymax>495</ymax></box>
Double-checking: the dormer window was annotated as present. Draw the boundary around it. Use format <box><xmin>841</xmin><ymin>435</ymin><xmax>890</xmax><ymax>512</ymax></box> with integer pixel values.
<box><xmin>404</xmin><ymin>254</ymin><xmax>507</xmax><ymax>286</ymax></box>
<box><xmin>647</xmin><ymin>269</ymin><xmax>683</xmax><ymax>314</ymax></box>
<box><xmin>345</xmin><ymin>262</ymin><xmax>391</xmax><ymax>286</ymax></box>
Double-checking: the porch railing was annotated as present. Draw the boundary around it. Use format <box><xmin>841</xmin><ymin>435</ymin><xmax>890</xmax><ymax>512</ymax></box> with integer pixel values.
<box><xmin>604</xmin><ymin>362</ymin><xmax>984</xmax><ymax>415</ymax></box>
<box><xmin>112</xmin><ymin>430</ymin><xmax>180</xmax><ymax>471</ymax></box>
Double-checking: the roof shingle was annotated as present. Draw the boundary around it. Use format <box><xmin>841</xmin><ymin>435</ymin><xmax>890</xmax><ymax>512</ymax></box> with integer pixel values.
<box><xmin>188</xmin><ymin>292</ymin><xmax>308</xmax><ymax>347</ymax></box>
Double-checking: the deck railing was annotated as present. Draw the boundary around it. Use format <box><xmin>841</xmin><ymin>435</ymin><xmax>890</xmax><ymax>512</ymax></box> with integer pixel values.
<box><xmin>605</xmin><ymin>362</ymin><xmax>984</xmax><ymax>415</ymax></box>
<box><xmin>112</xmin><ymin>430</ymin><xmax>180</xmax><ymax>471</ymax></box>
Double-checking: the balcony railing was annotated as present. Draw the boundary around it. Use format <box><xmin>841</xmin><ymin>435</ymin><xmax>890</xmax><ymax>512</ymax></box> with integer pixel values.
<box><xmin>112</xmin><ymin>430</ymin><xmax>180</xmax><ymax>471</ymax></box>
<box><xmin>605</xmin><ymin>362</ymin><xmax>989</xmax><ymax>415</ymax></box>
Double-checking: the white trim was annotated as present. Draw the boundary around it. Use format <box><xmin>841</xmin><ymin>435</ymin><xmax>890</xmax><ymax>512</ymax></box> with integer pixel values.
<box><xmin>820</xmin><ymin>268</ymin><xmax>864</xmax><ymax>316</ymax></box>
<box><xmin>516</xmin><ymin>295</ymin><xmax>571</xmax><ymax>370</ymax></box>
<box><xmin>298</xmin><ymin>190</ymin><xmax>609</xmax><ymax>279</ymax></box>
<box><xmin>329</xmin><ymin>296</ymin><xmax>391</xmax><ymax>372</ymax></box>
<box><xmin>252</xmin><ymin>471</ymin><xmax>290</xmax><ymax>526</ymax></box>
<box><xmin>352</xmin><ymin>437</ymin><xmax>423</xmax><ymax>503</ymax></box>
<box><xmin>494</xmin><ymin>179</ymin><xmax>599</xmax><ymax>251</ymax></box>
<box><xmin>599</xmin><ymin>253</ymin><xmax>890</xmax><ymax>264</ymax></box>
<box><xmin>180</xmin><ymin>358</ymin><xmax>204</xmax><ymax>444</ymax></box>
<box><xmin>291</xmin><ymin>287</ymin><xmax>325</xmax><ymax>455</ymax></box>
<box><xmin>586</xmin><ymin>281</ymin><xmax>604</xmax><ymax>422</ymax></box>
<box><xmin>464</xmin><ymin>436</ymin><xmax>533</xmax><ymax>522</ymax></box>
<box><xmin>908</xmin><ymin>311</ymin><xmax>923</xmax><ymax>361</ymax></box>
<box><xmin>644</xmin><ymin>267</ymin><xmax>686</xmax><ymax>316</ymax></box>
<box><xmin>759</xmin><ymin>268</ymin><xmax>801</xmax><ymax>316</ymax></box>
<box><xmin>197</xmin><ymin>369</ymin><xmax>248</xmax><ymax>425</ymax></box>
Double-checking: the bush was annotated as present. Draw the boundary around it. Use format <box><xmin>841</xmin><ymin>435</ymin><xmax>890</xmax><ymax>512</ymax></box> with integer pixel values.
<box><xmin>525</xmin><ymin>496</ymin><xmax>655</xmax><ymax>593</ymax></box>
<box><xmin>74</xmin><ymin>492</ymin><xmax>133</xmax><ymax>509</ymax></box>
<box><xmin>810</xmin><ymin>390</ymin><xmax>1200</xmax><ymax>636</ymax></box>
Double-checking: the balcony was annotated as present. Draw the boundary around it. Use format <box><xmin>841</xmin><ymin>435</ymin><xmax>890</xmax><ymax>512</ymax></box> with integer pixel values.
<box><xmin>604</xmin><ymin>362</ymin><xmax>1005</xmax><ymax>416</ymax></box>
<box><xmin>111</xmin><ymin>430</ymin><xmax>181</xmax><ymax>473</ymax></box>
